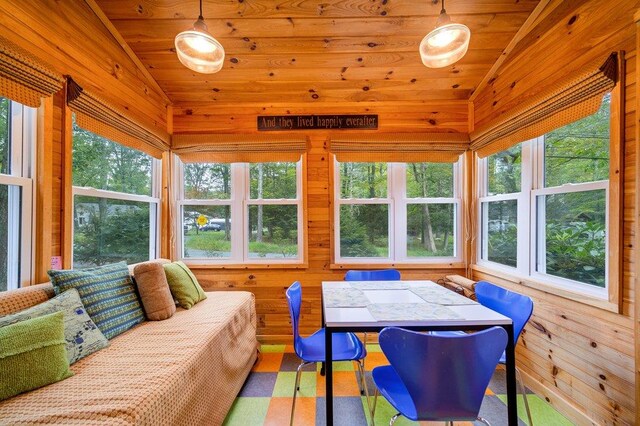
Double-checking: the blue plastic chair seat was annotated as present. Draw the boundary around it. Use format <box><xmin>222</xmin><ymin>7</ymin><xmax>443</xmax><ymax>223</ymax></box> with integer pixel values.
<box><xmin>295</xmin><ymin>328</ymin><xmax>366</xmax><ymax>362</ymax></box>
<box><xmin>371</xmin><ymin>365</ymin><xmax>418</xmax><ymax>420</ymax></box>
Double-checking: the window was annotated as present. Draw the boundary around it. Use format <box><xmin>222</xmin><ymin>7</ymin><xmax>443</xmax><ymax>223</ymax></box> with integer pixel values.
<box><xmin>178</xmin><ymin>160</ymin><xmax>304</xmax><ymax>263</ymax></box>
<box><xmin>0</xmin><ymin>97</ymin><xmax>35</xmax><ymax>290</ymax></box>
<box><xmin>334</xmin><ymin>159</ymin><xmax>462</xmax><ymax>264</ymax></box>
<box><xmin>478</xmin><ymin>94</ymin><xmax>612</xmax><ymax>298</ymax></box>
<box><xmin>72</xmin><ymin>119</ymin><xmax>160</xmax><ymax>268</ymax></box>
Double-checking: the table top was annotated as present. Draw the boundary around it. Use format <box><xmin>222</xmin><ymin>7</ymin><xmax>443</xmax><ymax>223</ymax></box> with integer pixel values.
<box><xmin>322</xmin><ymin>280</ymin><xmax>511</xmax><ymax>328</ymax></box>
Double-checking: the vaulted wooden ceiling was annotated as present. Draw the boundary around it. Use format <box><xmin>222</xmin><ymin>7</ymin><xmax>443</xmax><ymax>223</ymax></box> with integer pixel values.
<box><xmin>96</xmin><ymin>0</ymin><xmax>541</xmax><ymax>107</ymax></box>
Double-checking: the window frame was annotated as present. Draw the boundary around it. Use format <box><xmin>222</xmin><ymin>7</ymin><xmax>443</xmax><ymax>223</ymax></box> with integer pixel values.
<box><xmin>0</xmin><ymin>100</ymin><xmax>35</xmax><ymax>290</ymax></box>
<box><xmin>175</xmin><ymin>158</ymin><xmax>306</xmax><ymax>266</ymax></box>
<box><xmin>70</xmin><ymin>131</ymin><xmax>161</xmax><ymax>267</ymax></box>
<box><xmin>475</xmin><ymin>91</ymin><xmax>621</xmax><ymax>309</ymax></box>
<box><xmin>332</xmin><ymin>157</ymin><xmax>463</xmax><ymax>266</ymax></box>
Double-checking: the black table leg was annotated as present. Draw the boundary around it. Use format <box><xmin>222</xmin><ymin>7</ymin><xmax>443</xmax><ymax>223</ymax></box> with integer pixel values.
<box><xmin>505</xmin><ymin>324</ymin><xmax>518</xmax><ymax>425</ymax></box>
<box><xmin>325</xmin><ymin>326</ymin><xmax>334</xmax><ymax>426</ymax></box>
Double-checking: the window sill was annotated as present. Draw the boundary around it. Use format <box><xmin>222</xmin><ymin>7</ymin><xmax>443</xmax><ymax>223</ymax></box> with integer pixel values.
<box><xmin>471</xmin><ymin>264</ymin><xmax>620</xmax><ymax>313</ymax></box>
<box><xmin>330</xmin><ymin>261</ymin><xmax>465</xmax><ymax>270</ymax></box>
<box><xmin>182</xmin><ymin>262</ymin><xmax>308</xmax><ymax>270</ymax></box>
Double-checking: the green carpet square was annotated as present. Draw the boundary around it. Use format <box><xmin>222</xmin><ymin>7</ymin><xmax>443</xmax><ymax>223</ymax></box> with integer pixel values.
<box><xmin>260</xmin><ymin>344</ymin><xmax>286</xmax><ymax>353</ymax></box>
<box><xmin>273</xmin><ymin>371</ymin><xmax>317</xmax><ymax>397</ymax></box>
<box><xmin>222</xmin><ymin>397</ymin><xmax>270</xmax><ymax>426</ymax></box>
<box><xmin>497</xmin><ymin>394</ymin><xmax>573</xmax><ymax>426</ymax></box>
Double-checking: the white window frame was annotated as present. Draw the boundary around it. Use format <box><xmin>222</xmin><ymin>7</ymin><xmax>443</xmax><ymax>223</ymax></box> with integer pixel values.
<box><xmin>477</xmin><ymin>135</ymin><xmax>610</xmax><ymax>299</ymax></box>
<box><xmin>1</xmin><ymin>100</ymin><xmax>35</xmax><ymax>289</ymax></box>
<box><xmin>334</xmin><ymin>158</ymin><xmax>463</xmax><ymax>265</ymax></box>
<box><xmin>70</xmin><ymin>146</ymin><xmax>161</xmax><ymax>266</ymax></box>
<box><xmin>176</xmin><ymin>159</ymin><xmax>304</xmax><ymax>264</ymax></box>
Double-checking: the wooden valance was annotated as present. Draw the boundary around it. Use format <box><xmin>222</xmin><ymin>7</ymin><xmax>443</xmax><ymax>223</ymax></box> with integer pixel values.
<box><xmin>172</xmin><ymin>134</ymin><xmax>309</xmax><ymax>163</ymax></box>
<box><xmin>471</xmin><ymin>53</ymin><xmax>618</xmax><ymax>158</ymax></box>
<box><xmin>66</xmin><ymin>78</ymin><xmax>170</xmax><ymax>159</ymax></box>
<box><xmin>0</xmin><ymin>36</ymin><xmax>64</xmax><ymax>107</ymax></box>
<box><xmin>329</xmin><ymin>133</ymin><xmax>469</xmax><ymax>163</ymax></box>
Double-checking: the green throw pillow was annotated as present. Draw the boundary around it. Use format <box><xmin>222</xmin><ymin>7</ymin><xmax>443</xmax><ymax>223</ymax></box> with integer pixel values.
<box><xmin>48</xmin><ymin>262</ymin><xmax>145</xmax><ymax>340</ymax></box>
<box><xmin>0</xmin><ymin>311</ymin><xmax>73</xmax><ymax>401</ymax></box>
<box><xmin>0</xmin><ymin>289</ymin><xmax>108</xmax><ymax>364</ymax></box>
<box><xmin>163</xmin><ymin>261</ymin><xmax>207</xmax><ymax>309</ymax></box>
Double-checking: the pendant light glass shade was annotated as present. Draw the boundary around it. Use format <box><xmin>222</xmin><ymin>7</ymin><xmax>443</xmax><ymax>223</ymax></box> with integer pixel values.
<box><xmin>420</xmin><ymin>1</ymin><xmax>470</xmax><ymax>68</ymax></box>
<box><xmin>175</xmin><ymin>6</ymin><xmax>224</xmax><ymax>74</ymax></box>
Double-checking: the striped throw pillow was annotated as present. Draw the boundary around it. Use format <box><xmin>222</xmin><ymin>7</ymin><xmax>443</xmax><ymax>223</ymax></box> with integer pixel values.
<box><xmin>48</xmin><ymin>262</ymin><xmax>145</xmax><ymax>340</ymax></box>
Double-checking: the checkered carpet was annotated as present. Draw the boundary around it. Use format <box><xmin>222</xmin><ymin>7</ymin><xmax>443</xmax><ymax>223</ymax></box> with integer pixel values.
<box><xmin>223</xmin><ymin>344</ymin><xmax>572</xmax><ymax>426</ymax></box>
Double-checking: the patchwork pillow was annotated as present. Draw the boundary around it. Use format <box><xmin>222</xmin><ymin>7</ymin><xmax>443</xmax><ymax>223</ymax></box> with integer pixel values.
<box><xmin>0</xmin><ymin>288</ymin><xmax>108</xmax><ymax>364</ymax></box>
<box><xmin>163</xmin><ymin>261</ymin><xmax>207</xmax><ymax>309</ymax></box>
<box><xmin>133</xmin><ymin>260</ymin><xmax>176</xmax><ymax>321</ymax></box>
<box><xmin>0</xmin><ymin>311</ymin><xmax>73</xmax><ymax>401</ymax></box>
<box><xmin>48</xmin><ymin>262</ymin><xmax>145</xmax><ymax>339</ymax></box>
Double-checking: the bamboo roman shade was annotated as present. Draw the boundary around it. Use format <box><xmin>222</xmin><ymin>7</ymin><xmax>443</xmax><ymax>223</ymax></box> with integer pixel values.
<box><xmin>329</xmin><ymin>133</ymin><xmax>469</xmax><ymax>163</ymax></box>
<box><xmin>0</xmin><ymin>37</ymin><xmax>64</xmax><ymax>107</ymax></box>
<box><xmin>172</xmin><ymin>134</ymin><xmax>308</xmax><ymax>163</ymax></box>
<box><xmin>66</xmin><ymin>78</ymin><xmax>170</xmax><ymax>159</ymax></box>
<box><xmin>471</xmin><ymin>53</ymin><xmax>618</xmax><ymax>158</ymax></box>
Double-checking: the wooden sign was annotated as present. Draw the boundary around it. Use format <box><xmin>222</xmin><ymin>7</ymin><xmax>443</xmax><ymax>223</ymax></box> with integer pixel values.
<box><xmin>257</xmin><ymin>115</ymin><xmax>378</xmax><ymax>131</ymax></box>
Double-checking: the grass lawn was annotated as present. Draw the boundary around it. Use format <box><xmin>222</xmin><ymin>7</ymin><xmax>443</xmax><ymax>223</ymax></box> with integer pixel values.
<box><xmin>185</xmin><ymin>230</ymin><xmax>297</xmax><ymax>257</ymax></box>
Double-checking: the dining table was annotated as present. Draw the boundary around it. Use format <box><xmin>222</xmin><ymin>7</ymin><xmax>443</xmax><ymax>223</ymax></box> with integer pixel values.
<box><xmin>321</xmin><ymin>279</ymin><xmax>518</xmax><ymax>426</ymax></box>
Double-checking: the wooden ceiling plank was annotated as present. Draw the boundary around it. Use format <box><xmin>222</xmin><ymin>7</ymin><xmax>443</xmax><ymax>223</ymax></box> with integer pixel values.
<box><xmin>468</xmin><ymin>0</ymin><xmax>553</xmax><ymax>102</ymax></box>
<box><xmin>97</xmin><ymin>0</ymin><xmax>541</xmax><ymax>20</ymax></box>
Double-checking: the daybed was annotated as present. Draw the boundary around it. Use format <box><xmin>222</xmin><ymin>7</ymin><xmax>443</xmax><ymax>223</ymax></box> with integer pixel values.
<box><xmin>0</xmin><ymin>282</ymin><xmax>259</xmax><ymax>425</ymax></box>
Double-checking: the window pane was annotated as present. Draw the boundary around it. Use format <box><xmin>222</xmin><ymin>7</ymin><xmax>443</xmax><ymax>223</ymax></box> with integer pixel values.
<box><xmin>339</xmin><ymin>162</ymin><xmax>387</xmax><ymax>198</ymax></box>
<box><xmin>544</xmin><ymin>94</ymin><xmax>610</xmax><ymax>187</ymax></box>
<box><xmin>340</xmin><ymin>204</ymin><xmax>389</xmax><ymax>257</ymax></box>
<box><xmin>0</xmin><ymin>97</ymin><xmax>9</xmax><ymax>175</ymax></box>
<box><xmin>0</xmin><ymin>184</ymin><xmax>21</xmax><ymax>291</ymax></box>
<box><xmin>487</xmin><ymin>145</ymin><xmax>521</xmax><ymax>195</ymax></box>
<box><xmin>483</xmin><ymin>200</ymin><xmax>517</xmax><ymax>267</ymax></box>
<box><xmin>73</xmin><ymin>196</ymin><xmax>152</xmax><ymax>268</ymax></box>
<box><xmin>406</xmin><ymin>163</ymin><xmax>453</xmax><ymax>198</ymax></box>
<box><xmin>182</xmin><ymin>205</ymin><xmax>231</xmax><ymax>258</ymax></box>
<box><xmin>72</xmin><ymin>120</ymin><xmax>152</xmax><ymax>196</ymax></box>
<box><xmin>250</xmin><ymin>162</ymin><xmax>297</xmax><ymax>199</ymax></box>
<box><xmin>407</xmin><ymin>203</ymin><xmax>454</xmax><ymax>257</ymax></box>
<box><xmin>539</xmin><ymin>190</ymin><xmax>606</xmax><ymax>287</ymax></box>
<box><xmin>184</xmin><ymin>163</ymin><xmax>231</xmax><ymax>199</ymax></box>
<box><xmin>248</xmin><ymin>205</ymin><xmax>298</xmax><ymax>258</ymax></box>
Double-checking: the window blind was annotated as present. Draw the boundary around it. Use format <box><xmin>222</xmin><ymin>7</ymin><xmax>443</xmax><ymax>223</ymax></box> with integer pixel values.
<box><xmin>66</xmin><ymin>78</ymin><xmax>169</xmax><ymax>159</ymax></box>
<box><xmin>329</xmin><ymin>133</ymin><xmax>469</xmax><ymax>163</ymax></box>
<box><xmin>470</xmin><ymin>53</ymin><xmax>618</xmax><ymax>158</ymax></box>
<box><xmin>0</xmin><ymin>36</ymin><xmax>64</xmax><ymax>107</ymax></box>
<box><xmin>172</xmin><ymin>134</ymin><xmax>308</xmax><ymax>163</ymax></box>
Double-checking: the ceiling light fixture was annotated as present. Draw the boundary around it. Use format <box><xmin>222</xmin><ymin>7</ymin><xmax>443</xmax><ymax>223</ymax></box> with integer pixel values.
<box><xmin>174</xmin><ymin>0</ymin><xmax>225</xmax><ymax>74</ymax></box>
<box><xmin>419</xmin><ymin>0</ymin><xmax>470</xmax><ymax>68</ymax></box>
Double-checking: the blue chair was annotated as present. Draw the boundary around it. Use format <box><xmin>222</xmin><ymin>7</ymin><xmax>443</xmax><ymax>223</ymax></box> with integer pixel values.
<box><xmin>475</xmin><ymin>281</ymin><xmax>535</xmax><ymax>426</ymax></box>
<box><xmin>344</xmin><ymin>269</ymin><xmax>401</xmax><ymax>364</ymax></box>
<box><xmin>286</xmin><ymin>282</ymin><xmax>370</xmax><ymax>425</ymax></box>
<box><xmin>372</xmin><ymin>326</ymin><xmax>508</xmax><ymax>426</ymax></box>
<box><xmin>344</xmin><ymin>269</ymin><xmax>401</xmax><ymax>281</ymax></box>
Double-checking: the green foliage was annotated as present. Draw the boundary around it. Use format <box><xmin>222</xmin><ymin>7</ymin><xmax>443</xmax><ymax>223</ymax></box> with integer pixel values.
<box><xmin>340</xmin><ymin>204</ymin><xmax>387</xmax><ymax>257</ymax></box>
<box><xmin>73</xmin><ymin>197</ymin><xmax>150</xmax><ymax>267</ymax></box>
<box><xmin>488</xmin><ymin>145</ymin><xmax>521</xmax><ymax>195</ymax></box>
<box><xmin>0</xmin><ymin>97</ymin><xmax>9</xmax><ymax>175</ymax></box>
<box><xmin>0</xmin><ymin>99</ymin><xmax>9</xmax><ymax>290</ymax></box>
<box><xmin>250</xmin><ymin>162</ymin><xmax>297</xmax><ymax>199</ymax></box>
<box><xmin>340</xmin><ymin>162</ymin><xmax>387</xmax><ymax>198</ymax></box>
<box><xmin>184</xmin><ymin>163</ymin><xmax>231</xmax><ymax>199</ymax></box>
<box><xmin>406</xmin><ymin>163</ymin><xmax>453</xmax><ymax>198</ymax></box>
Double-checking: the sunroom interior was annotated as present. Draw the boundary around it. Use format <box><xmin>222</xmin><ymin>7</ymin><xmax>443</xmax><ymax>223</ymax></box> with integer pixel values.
<box><xmin>0</xmin><ymin>0</ymin><xmax>638</xmax><ymax>425</ymax></box>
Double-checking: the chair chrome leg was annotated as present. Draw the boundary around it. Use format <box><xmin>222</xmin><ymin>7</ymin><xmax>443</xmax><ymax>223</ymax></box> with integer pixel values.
<box><xmin>356</xmin><ymin>360</ymin><xmax>372</xmax><ymax>424</ymax></box>
<box><xmin>516</xmin><ymin>367</ymin><xmax>534</xmax><ymax>426</ymax></box>
<box><xmin>362</xmin><ymin>332</ymin><xmax>368</xmax><ymax>371</ymax></box>
<box><xmin>477</xmin><ymin>416</ymin><xmax>492</xmax><ymax>426</ymax></box>
<box><xmin>290</xmin><ymin>361</ymin><xmax>311</xmax><ymax>426</ymax></box>
<box><xmin>389</xmin><ymin>413</ymin><xmax>400</xmax><ymax>426</ymax></box>
<box><xmin>372</xmin><ymin>388</ymin><xmax>379</xmax><ymax>420</ymax></box>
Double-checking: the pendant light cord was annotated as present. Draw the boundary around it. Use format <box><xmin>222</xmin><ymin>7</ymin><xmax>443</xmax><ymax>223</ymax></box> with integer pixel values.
<box><xmin>441</xmin><ymin>0</ymin><xmax>446</xmax><ymax>14</ymax></box>
<box><xmin>198</xmin><ymin>0</ymin><xmax>204</xmax><ymax>20</ymax></box>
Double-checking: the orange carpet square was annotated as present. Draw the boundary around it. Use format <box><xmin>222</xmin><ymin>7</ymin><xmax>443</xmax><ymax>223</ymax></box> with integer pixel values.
<box><xmin>363</xmin><ymin>352</ymin><xmax>389</xmax><ymax>371</ymax></box>
<box><xmin>252</xmin><ymin>352</ymin><xmax>284</xmax><ymax>372</ymax></box>
<box><xmin>316</xmin><ymin>371</ymin><xmax>362</xmax><ymax>397</ymax></box>
<box><xmin>264</xmin><ymin>397</ymin><xmax>315</xmax><ymax>426</ymax></box>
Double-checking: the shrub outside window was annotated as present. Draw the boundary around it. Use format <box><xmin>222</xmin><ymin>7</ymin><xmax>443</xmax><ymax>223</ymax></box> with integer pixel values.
<box><xmin>72</xmin><ymin>119</ymin><xmax>160</xmax><ymax>268</ymax></box>
<box><xmin>478</xmin><ymin>94</ymin><xmax>612</xmax><ymax>298</ymax></box>
<box><xmin>334</xmin><ymin>159</ymin><xmax>462</xmax><ymax>264</ymax></box>
<box><xmin>0</xmin><ymin>97</ymin><xmax>34</xmax><ymax>290</ymax></box>
<box><xmin>179</xmin><ymin>160</ymin><xmax>304</xmax><ymax>263</ymax></box>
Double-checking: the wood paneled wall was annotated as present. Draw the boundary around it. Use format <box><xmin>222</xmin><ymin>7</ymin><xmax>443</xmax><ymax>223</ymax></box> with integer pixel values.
<box><xmin>471</xmin><ymin>1</ymin><xmax>638</xmax><ymax>424</ymax></box>
<box><xmin>173</xmin><ymin>101</ymin><xmax>469</xmax><ymax>339</ymax></box>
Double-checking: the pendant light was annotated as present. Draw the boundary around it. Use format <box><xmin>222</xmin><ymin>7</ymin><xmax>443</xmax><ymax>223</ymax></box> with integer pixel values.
<box><xmin>419</xmin><ymin>0</ymin><xmax>470</xmax><ymax>68</ymax></box>
<box><xmin>174</xmin><ymin>0</ymin><xmax>225</xmax><ymax>74</ymax></box>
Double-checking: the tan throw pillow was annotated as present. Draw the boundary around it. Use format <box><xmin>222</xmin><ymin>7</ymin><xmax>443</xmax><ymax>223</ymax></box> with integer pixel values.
<box><xmin>133</xmin><ymin>261</ymin><xmax>176</xmax><ymax>321</ymax></box>
<box><xmin>163</xmin><ymin>261</ymin><xmax>207</xmax><ymax>309</ymax></box>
